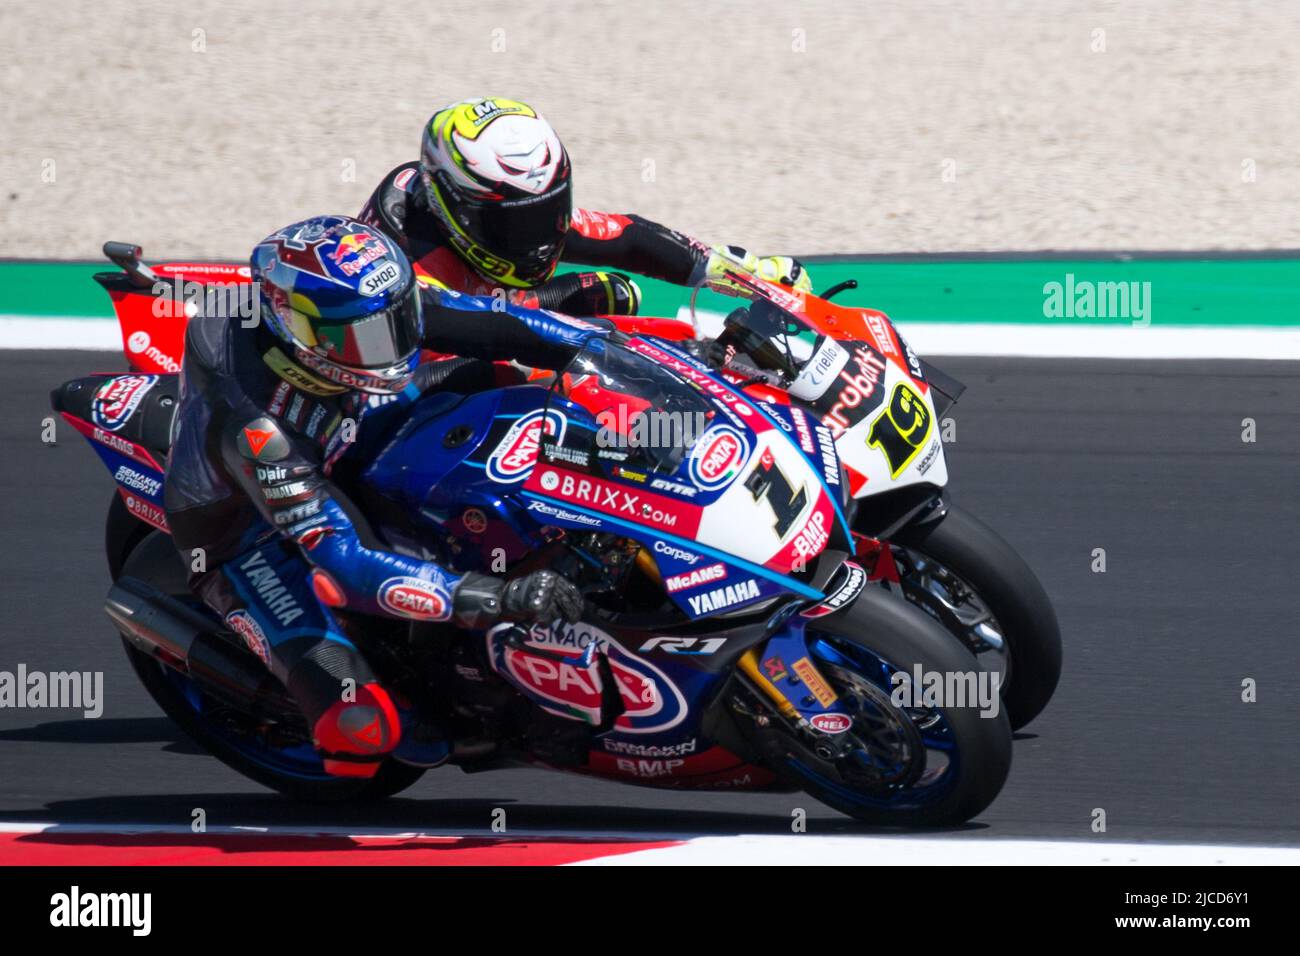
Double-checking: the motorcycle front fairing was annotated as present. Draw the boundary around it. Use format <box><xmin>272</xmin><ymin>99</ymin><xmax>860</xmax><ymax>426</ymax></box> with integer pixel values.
<box><xmin>520</xmin><ymin>336</ymin><xmax>853</xmax><ymax>617</ymax></box>
<box><xmin>689</xmin><ymin>275</ymin><xmax>956</xmax><ymax>536</ymax></box>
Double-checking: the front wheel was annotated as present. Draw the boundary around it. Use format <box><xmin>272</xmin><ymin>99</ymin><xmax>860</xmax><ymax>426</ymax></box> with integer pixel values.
<box><xmin>743</xmin><ymin>584</ymin><xmax>1013</xmax><ymax>827</ymax></box>
<box><xmin>889</xmin><ymin>505</ymin><xmax>1062</xmax><ymax>730</ymax></box>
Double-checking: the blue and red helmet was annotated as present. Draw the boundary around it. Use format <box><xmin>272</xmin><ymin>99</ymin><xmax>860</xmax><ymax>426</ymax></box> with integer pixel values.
<box><xmin>250</xmin><ymin>216</ymin><xmax>422</xmax><ymax>394</ymax></box>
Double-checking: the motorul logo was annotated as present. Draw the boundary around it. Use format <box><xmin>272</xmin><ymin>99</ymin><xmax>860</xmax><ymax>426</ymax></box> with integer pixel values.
<box><xmin>791</xmin><ymin>510</ymin><xmax>829</xmax><ymax>559</ymax></box>
<box><xmin>790</xmin><ymin>338</ymin><xmax>848</xmax><ymax>401</ymax></box>
<box><xmin>822</xmin><ymin>346</ymin><xmax>889</xmax><ymax>438</ymax></box>
<box><xmin>121</xmin><ymin>493</ymin><xmax>170</xmax><ymax>532</ymax></box>
<box><xmin>863</xmin><ymin>312</ymin><xmax>898</xmax><ymax>357</ymax></box>
<box><xmin>536</xmin><ymin>469</ymin><xmax>689</xmax><ymax>530</ymax></box>
<box><xmin>684</xmin><ymin>578</ymin><xmax>761</xmax><ymax>615</ymax></box>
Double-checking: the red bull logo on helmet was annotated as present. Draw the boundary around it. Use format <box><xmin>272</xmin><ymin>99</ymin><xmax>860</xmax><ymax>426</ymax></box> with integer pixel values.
<box><xmin>329</xmin><ymin>231</ymin><xmax>388</xmax><ymax>276</ymax></box>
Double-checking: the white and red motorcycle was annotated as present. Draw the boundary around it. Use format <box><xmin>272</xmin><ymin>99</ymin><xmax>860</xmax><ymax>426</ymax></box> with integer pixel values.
<box><xmin>661</xmin><ymin>269</ymin><xmax>1063</xmax><ymax>731</ymax></box>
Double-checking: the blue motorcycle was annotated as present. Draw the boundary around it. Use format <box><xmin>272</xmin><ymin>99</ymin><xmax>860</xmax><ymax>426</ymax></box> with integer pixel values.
<box><xmin>55</xmin><ymin>263</ymin><xmax>1011</xmax><ymax>825</ymax></box>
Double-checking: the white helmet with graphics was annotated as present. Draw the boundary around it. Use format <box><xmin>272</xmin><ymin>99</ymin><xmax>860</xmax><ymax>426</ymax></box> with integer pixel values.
<box><xmin>420</xmin><ymin>98</ymin><xmax>572</xmax><ymax>288</ymax></box>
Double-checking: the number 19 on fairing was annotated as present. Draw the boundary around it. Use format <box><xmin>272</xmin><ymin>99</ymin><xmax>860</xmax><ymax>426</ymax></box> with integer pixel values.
<box><xmin>867</xmin><ymin>382</ymin><xmax>933</xmax><ymax>478</ymax></box>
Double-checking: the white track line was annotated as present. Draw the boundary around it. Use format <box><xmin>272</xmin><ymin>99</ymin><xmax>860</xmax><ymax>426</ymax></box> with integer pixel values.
<box><xmin>5</xmin><ymin>314</ymin><xmax>1300</xmax><ymax>359</ymax></box>
<box><xmin>0</xmin><ymin>316</ymin><xmax>122</xmax><ymax>350</ymax></box>
<box><xmin>575</xmin><ymin>834</ymin><xmax>1300</xmax><ymax>866</ymax></box>
<box><xmin>3</xmin><ymin>823</ymin><xmax>1296</xmax><ymax>865</ymax></box>
<box><xmin>899</xmin><ymin>321</ymin><xmax>1300</xmax><ymax>360</ymax></box>
<box><xmin>0</xmin><ymin>821</ymin><xmax>679</xmax><ymax>841</ymax></box>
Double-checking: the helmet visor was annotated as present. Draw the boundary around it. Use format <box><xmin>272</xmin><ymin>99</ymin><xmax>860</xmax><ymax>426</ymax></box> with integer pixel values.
<box><xmin>454</xmin><ymin>181</ymin><xmax>572</xmax><ymax>283</ymax></box>
<box><xmin>313</xmin><ymin>287</ymin><xmax>422</xmax><ymax>370</ymax></box>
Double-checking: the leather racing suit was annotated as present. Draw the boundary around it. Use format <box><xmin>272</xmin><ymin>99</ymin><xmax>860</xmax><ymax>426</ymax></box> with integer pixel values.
<box><xmin>360</xmin><ymin>162</ymin><xmax>709</xmax><ymax>318</ymax></box>
<box><xmin>163</xmin><ymin>287</ymin><xmax>602</xmax><ymax>777</ymax></box>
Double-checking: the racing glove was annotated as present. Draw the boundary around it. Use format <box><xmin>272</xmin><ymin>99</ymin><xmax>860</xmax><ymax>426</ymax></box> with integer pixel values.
<box><xmin>451</xmin><ymin>569</ymin><xmax>585</xmax><ymax>630</ymax></box>
<box><xmin>699</xmin><ymin>244</ymin><xmax>813</xmax><ymax>294</ymax></box>
<box><xmin>520</xmin><ymin>271</ymin><xmax>641</xmax><ymax>317</ymax></box>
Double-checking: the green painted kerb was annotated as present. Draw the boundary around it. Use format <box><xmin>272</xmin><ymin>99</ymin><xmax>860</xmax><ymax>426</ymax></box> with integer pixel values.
<box><xmin>1</xmin><ymin>257</ymin><xmax>1297</xmax><ymax>327</ymax></box>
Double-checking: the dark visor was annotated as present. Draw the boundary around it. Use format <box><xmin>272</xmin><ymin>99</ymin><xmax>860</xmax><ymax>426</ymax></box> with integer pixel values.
<box><xmin>455</xmin><ymin>183</ymin><xmax>571</xmax><ymax>280</ymax></box>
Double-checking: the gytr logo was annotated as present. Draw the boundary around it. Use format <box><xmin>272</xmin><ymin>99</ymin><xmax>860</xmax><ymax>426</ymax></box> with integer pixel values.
<box><xmin>890</xmin><ymin>665</ymin><xmax>1003</xmax><ymax>719</ymax></box>
<box><xmin>1042</xmin><ymin>273</ymin><xmax>1153</xmax><ymax>327</ymax></box>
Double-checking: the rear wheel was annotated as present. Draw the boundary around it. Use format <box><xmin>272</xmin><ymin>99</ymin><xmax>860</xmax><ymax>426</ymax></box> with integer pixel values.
<box><xmin>745</xmin><ymin>584</ymin><xmax>1012</xmax><ymax>827</ymax></box>
<box><xmin>112</xmin><ymin>517</ymin><xmax>425</xmax><ymax>802</ymax></box>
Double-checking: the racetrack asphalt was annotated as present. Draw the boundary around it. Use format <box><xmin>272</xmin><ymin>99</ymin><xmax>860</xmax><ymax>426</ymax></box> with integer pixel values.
<box><xmin>2</xmin><ymin>350</ymin><xmax>1298</xmax><ymax>846</ymax></box>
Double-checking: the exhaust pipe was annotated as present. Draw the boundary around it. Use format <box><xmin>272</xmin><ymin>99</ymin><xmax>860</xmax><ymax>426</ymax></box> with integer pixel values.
<box><xmin>106</xmin><ymin>577</ymin><xmax>285</xmax><ymax>711</ymax></box>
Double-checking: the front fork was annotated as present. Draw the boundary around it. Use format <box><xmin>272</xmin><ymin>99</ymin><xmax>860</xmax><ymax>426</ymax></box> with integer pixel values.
<box><xmin>734</xmin><ymin>621</ymin><xmax>857</xmax><ymax>759</ymax></box>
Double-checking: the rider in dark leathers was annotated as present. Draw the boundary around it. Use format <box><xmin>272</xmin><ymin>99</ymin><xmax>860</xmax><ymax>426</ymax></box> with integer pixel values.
<box><xmin>360</xmin><ymin>97</ymin><xmax>812</xmax><ymax>322</ymax></box>
<box><xmin>163</xmin><ymin>215</ymin><xmax>598</xmax><ymax>778</ymax></box>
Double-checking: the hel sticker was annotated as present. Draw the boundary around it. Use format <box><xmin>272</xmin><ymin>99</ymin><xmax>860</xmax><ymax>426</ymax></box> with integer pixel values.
<box><xmin>330</xmin><ymin>231</ymin><xmax>388</xmax><ymax>276</ymax></box>
<box><xmin>91</xmin><ymin>374</ymin><xmax>158</xmax><ymax>432</ymax></box>
<box><xmin>810</xmin><ymin>712</ymin><xmax>853</xmax><ymax>734</ymax></box>
<box><xmin>486</xmin><ymin>410</ymin><xmax>566</xmax><ymax>483</ymax></box>
<box><xmin>689</xmin><ymin>424</ymin><xmax>750</xmax><ymax>490</ymax></box>
<box><xmin>263</xmin><ymin>347</ymin><xmax>348</xmax><ymax>396</ymax></box>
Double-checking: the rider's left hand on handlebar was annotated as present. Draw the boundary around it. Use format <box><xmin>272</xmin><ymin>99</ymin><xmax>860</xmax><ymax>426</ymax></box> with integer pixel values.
<box><xmin>704</xmin><ymin>244</ymin><xmax>813</xmax><ymax>294</ymax></box>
